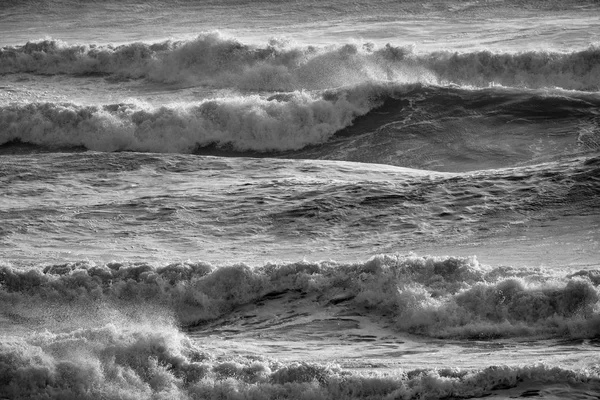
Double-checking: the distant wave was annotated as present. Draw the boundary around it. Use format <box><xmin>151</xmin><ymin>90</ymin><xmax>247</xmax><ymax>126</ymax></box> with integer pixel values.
<box><xmin>2</xmin><ymin>254</ymin><xmax>599</xmax><ymax>338</ymax></box>
<box><xmin>2</xmin><ymin>33</ymin><xmax>600</xmax><ymax>91</ymax></box>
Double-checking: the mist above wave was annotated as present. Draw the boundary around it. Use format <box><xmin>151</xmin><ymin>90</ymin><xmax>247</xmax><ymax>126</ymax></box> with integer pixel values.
<box><xmin>2</xmin><ymin>33</ymin><xmax>600</xmax><ymax>91</ymax></box>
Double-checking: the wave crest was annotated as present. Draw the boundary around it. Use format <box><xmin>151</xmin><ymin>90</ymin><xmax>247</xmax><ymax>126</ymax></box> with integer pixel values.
<box><xmin>0</xmin><ymin>83</ymin><xmax>392</xmax><ymax>152</ymax></box>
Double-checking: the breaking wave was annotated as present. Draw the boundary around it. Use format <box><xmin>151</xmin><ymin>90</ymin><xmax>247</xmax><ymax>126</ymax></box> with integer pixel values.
<box><xmin>2</xmin><ymin>322</ymin><xmax>599</xmax><ymax>399</ymax></box>
<box><xmin>0</xmin><ymin>83</ymin><xmax>388</xmax><ymax>153</ymax></box>
<box><xmin>3</xmin><ymin>321</ymin><xmax>599</xmax><ymax>399</ymax></box>
<box><xmin>2</xmin><ymin>254</ymin><xmax>599</xmax><ymax>339</ymax></box>
<box><xmin>2</xmin><ymin>253</ymin><xmax>600</xmax><ymax>398</ymax></box>
<box><xmin>2</xmin><ymin>82</ymin><xmax>600</xmax><ymax>158</ymax></box>
<box><xmin>2</xmin><ymin>33</ymin><xmax>600</xmax><ymax>91</ymax></box>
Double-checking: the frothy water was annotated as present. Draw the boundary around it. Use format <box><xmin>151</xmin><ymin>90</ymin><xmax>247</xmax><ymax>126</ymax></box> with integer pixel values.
<box><xmin>1</xmin><ymin>1</ymin><xmax>600</xmax><ymax>399</ymax></box>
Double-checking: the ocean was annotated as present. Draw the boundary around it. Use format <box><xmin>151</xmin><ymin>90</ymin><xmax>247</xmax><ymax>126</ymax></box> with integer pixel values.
<box><xmin>1</xmin><ymin>0</ymin><xmax>600</xmax><ymax>399</ymax></box>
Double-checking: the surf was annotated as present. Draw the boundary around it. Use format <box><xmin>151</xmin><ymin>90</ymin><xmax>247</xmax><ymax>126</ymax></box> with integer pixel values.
<box><xmin>2</xmin><ymin>253</ymin><xmax>599</xmax><ymax>398</ymax></box>
<box><xmin>2</xmin><ymin>253</ymin><xmax>599</xmax><ymax>338</ymax></box>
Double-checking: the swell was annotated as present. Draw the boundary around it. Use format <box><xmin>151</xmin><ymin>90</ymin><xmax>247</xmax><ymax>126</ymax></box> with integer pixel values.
<box><xmin>0</xmin><ymin>152</ymin><xmax>598</xmax><ymax>268</ymax></box>
<box><xmin>2</xmin><ymin>254</ymin><xmax>599</xmax><ymax>339</ymax></box>
<box><xmin>2</xmin><ymin>34</ymin><xmax>600</xmax><ymax>91</ymax></box>
<box><xmin>277</xmin><ymin>85</ymin><xmax>600</xmax><ymax>170</ymax></box>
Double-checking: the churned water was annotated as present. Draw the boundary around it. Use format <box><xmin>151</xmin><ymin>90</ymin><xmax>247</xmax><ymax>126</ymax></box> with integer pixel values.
<box><xmin>1</xmin><ymin>1</ymin><xmax>600</xmax><ymax>399</ymax></box>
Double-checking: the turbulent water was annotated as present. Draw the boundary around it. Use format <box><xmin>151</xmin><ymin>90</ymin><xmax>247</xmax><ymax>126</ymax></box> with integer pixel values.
<box><xmin>1</xmin><ymin>1</ymin><xmax>600</xmax><ymax>399</ymax></box>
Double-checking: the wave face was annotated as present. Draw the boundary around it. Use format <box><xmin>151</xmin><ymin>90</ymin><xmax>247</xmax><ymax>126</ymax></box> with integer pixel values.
<box><xmin>281</xmin><ymin>85</ymin><xmax>600</xmax><ymax>170</ymax></box>
<box><xmin>2</xmin><ymin>34</ymin><xmax>600</xmax><ymax>91</ymax></box>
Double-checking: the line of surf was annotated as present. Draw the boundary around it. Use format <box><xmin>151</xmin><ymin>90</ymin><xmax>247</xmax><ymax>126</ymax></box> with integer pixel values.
<box><xmin>2</xmin><ymin>253</ymin><xmax>599</xmax><ymax>339</ymax></box>
<box><xmin>2</xmin><ymin>33</ymin><xmax>600</xmax><ymax>91</ymax></box>
<box><xmin>2</xmin><ymin>82</ymin><xmax>599</xmax><ymax>157</ymax></box>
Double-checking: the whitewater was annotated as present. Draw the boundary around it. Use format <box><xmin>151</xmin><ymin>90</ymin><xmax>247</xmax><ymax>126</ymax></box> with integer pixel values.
<box><xmin>1</xmin><ymin>1</ymin><xmax>600</xmax><ymax>399</ymax></box>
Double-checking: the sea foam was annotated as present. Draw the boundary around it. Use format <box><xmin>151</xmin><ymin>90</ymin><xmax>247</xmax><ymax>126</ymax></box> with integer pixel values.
<box><xmin>1</xmin><ymin>321</ymin><xmax>599</xmax><ymax>399</ymax></box>
<box><xmin>2</xmin><ymin>254</ymin><xmax>599</xmax><ymax>339</ymax></box>
<box><xmin>0</xmin><ymin>83</ymin><xmax>391</xmax><ymax>152</ymax></box>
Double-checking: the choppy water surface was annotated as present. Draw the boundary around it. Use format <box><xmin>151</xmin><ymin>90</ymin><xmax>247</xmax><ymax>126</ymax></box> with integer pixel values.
<box><xmin>1</xmin><ymin>1</ymin><xmax>600</xmax><ymax>399</ymax></box>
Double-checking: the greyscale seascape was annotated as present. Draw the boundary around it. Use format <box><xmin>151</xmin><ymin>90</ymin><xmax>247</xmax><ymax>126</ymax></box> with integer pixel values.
<box><xmin>1</xmin><ymin>1</ymin><xmax>600</xmax><ymax>399</ymax></box>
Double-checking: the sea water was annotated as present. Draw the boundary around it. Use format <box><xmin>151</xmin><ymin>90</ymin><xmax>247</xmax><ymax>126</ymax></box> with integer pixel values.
<box><xmin>1</xmin><ymin>1</ymin><xmax>600</xmax><ymax>399</ymax></box>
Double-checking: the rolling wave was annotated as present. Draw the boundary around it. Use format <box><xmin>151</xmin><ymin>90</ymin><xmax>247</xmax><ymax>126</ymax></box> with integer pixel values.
<box><xmin>2</xmin><ymin>33</ymin><xmax>600</xmax><ymax>91</ymax></box>
<box><xmin>0</xmin><ymin>83</ymin><xmax>389</xmax><ymax>153</ymax></box>
<box><xmin>281</xmin><ymin>85</ymin><xmax>600</xmax><ymax>170</ymax></box>
<box><xmin>2</xmin><ymin>82</ymin><xmax>599</xmax><ymax>167</ymax></box>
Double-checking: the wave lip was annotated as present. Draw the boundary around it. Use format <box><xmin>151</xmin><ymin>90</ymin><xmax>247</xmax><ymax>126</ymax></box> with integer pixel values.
<box><xmin>2</xmin><ymin>34</ymin><xmax>600</xmax><ymax>91</ymax></box>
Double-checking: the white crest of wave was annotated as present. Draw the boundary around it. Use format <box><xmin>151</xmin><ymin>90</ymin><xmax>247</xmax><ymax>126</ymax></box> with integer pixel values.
<box><xmin>2</xmin><ymin>33</ymin><xmax>600</xmax><ymax>90</ymax></box>
<box><xmin>0</xmin><ymin>83</ymin><xmax>402</xmax><ymax>153</ymax></box>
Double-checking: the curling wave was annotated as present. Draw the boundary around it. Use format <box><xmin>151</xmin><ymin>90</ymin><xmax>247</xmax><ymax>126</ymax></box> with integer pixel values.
<box><xmin>0</xmin><ymin>83</ymin><xmax>393</xmax><ymax>153</ymax></box>
<box><xmin>2</xmin><ymin>82</ymin><xmax>600</xmax><ymax>161</ymax></box>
